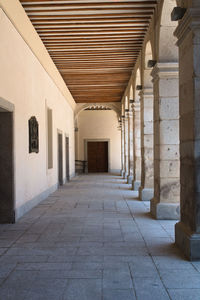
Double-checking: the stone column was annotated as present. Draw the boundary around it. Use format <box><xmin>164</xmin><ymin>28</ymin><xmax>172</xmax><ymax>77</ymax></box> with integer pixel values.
<box><xmin>139</xmin><ymin>88</ymin><xmax>154</xmax><ymax>201</ymax></box>
<box><xmin>121</xmin><ymin>117</ymin><xmax>125</xmax><ymax>177</ymax></box>
<box><xmin>127</xmin><ymin>103</ymin><xmax>134</xmax><ymax>183</ymax></box>
<box><xmin>132</xmin><ymin>102</ymin><xmax>141</xmax><ymax>190</ymax></box>
<box><xmin>124</xmin><ymin>110</ymin><xmax>129</xmax><ymax>178</ymax></box>
<box><xmin>174</xmin><ymin>8</ymin><xmax>200</xmax><ymax>260</ymax></box>
<box><xmin>150</xmin><ymin>63</ymin><xmax>180</xmax><ymax>220</ymax></box>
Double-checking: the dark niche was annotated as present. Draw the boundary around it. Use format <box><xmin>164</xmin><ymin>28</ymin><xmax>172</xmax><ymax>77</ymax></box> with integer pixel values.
<box><xmin>29</xmin><ymin>116</ymin><xmax>39</xmax><ymax>153</ymax></box>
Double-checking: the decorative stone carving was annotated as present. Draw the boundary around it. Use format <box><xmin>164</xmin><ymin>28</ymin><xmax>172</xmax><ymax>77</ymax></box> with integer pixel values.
<box><xmin>29</xmin><ymin>116</ymin><xmax>39</xmax><ymax>153</ymax></box>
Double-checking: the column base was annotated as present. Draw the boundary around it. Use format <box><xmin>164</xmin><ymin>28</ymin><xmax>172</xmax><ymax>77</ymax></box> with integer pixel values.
<box><xmin>120</xmin><ymin>170</ymin><xmax>125</xmax><ymax>177</ymax></box>
<box><xmin>150</xmin><ymin>198</ymin><xmax>180</xmax><ymax>220</ymax></box>
<box><xmin>175</xmin><ymin>222</ymin><xmax>200</xmax><ymax>261</ymax></box>
<box><xmin>123</xmin><ymin>172</ymin><xmax>128</xmax><ymax>179</ymax></box>
<box><xmin>139</xmin><ymin>188</ymin><xmax>154</xmax><ymax>201</ymax></box>
<box><xmin>127</xmin><ymin>175</ymin><xmax>133</xmax><ymax>184</ymax></box>
<box><xmin>132</xmin><ymin>180</ymin><xmax>141</xmax><ymax>191</ymax></box>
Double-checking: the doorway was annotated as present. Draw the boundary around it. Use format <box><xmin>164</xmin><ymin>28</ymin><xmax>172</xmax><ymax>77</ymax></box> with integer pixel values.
<box><xmin>0</xmin><ymin>109</ymin><xmax>14</xmax><ymax>223</ymax></box>
<box><xmin>87</xmin><ymin>141</ymin><xmax>108</xmax><ymax>173</ymax></box>
<box><xmin>66</xmin><ymin>137</ymin><xmax>70</xmax><ymax>182</ymax></box>
<box><xmin>58</xmin><ymin>133</ymin><xmax>63</xmax><ymax>185</ymax></box>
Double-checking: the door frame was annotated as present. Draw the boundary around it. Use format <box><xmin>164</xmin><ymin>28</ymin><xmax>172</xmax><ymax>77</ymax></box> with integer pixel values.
<box><xmin>57</xmin><ymin>130</ymin><xmax>63</xmax><ymax>186</ymax></box>
<box><xmin>0</xmin><ymin>97</ymin><xmax>15</xmax><ymax>223</ymax></box>
<box><xmin>84</xmin><ymin>139</ymin><xmax>110</xmax><ymax>173</ymax></box>
<box><xmin>65</xmin><ymin>134</ymin><xmax>70</xmax><ymax>182</ymax></box>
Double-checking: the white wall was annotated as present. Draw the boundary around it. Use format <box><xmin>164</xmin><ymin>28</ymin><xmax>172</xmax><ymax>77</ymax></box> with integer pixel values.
<box><xmin>76</xmin><ymin>110</ymin><xmax>121</xmax><ymax>173</ymax></box>
<box><xmin>0</xmin><ymin>8</ymin><xmax>75</xmax><ymax>219</ymax></box>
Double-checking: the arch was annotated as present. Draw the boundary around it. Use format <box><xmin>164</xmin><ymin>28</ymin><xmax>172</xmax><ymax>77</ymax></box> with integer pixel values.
<box><xmin>121</xmin><ymin>99</ymin><xmax>125</xmax><ymax>116</ymax></box>
<box><xmin>158</xmin><ymin>0</ymin><xmax>178</xmax><ymax>62</ymax></box>
<box><xmin>75</xmin><ymin>103</ymin><xmax>121</xmax><ymax>122</ymax></box>
<box><xmin>145</xmin><ymin>41</ymin><xmax>153</xmax><ymax>69</ymax></box>
<box><xmin>135</xmin><ymin>68</ymin><xmax>141</xmax><ymax>103</ymax></box>
<box><xmin>129</xmin><ymin>85</ymin><xmax>134</xmax><ymax>101</ymax></box>
<box><xmin>125</xmin><ymin>96</ymin><xmax>129</xmax><ymax>110</ymax></box>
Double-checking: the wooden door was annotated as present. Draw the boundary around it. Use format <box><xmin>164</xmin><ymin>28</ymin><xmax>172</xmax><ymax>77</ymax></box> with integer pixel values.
<box><xmin>0</xmin><ymin>112</ymin><xmax>14</xmax><ymax>223</ymax></box>
<box><xmin>58</xmin><ymin>133</ymin><xmax>63</xmax><ymax>185</ymax></box>
<box><xmin>66</xmin><ymin>137</ymin><xmax>70</xmax><ymax>182</ymax></box>
<box><xmin>87</xmin><ymin>141</ymin><xmax>108</xmax><ymax>173</ymax></box>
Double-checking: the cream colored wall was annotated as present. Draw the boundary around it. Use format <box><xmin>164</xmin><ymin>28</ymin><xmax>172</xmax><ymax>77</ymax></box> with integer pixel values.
<box><xmin>0</xmin><ymin>8</ymin><xmax>75</xmax><ymax>219</ymax></box>
<box><xmin>77</xmin><ymin>110</ymin><xmax>121</xmax><ymax>173</ymax></box>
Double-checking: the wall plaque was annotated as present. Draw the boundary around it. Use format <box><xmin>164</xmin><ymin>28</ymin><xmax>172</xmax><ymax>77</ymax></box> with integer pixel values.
<box><xmin>29</xmin><ymin>116</ymin><xmax>39</xmax><ymax>153</ymax></box>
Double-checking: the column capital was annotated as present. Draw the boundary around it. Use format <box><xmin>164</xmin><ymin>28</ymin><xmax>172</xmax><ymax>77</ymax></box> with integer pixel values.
<box><xmin>128</xmin><ymin>111</ymin><xmax>134</xmax><ymax>118</ymax></box>
<box><xmin>174</xmin><ymin>8</ymin><xmax>200</xmax><ymax>46</ymax></box>
<box><xmin>151</xmin><ymin>62</ymin><xmax>179</xmax><ymax>83</ymax></box>
<box><xmin>133</xmin><ymin>101</ymin><xmax>140</xmax><ymax>112</ymax></box>
<box><xmin>140</xmin><ymin>87</ymin><xmax>153</xmax><ymax>97</ymax></box>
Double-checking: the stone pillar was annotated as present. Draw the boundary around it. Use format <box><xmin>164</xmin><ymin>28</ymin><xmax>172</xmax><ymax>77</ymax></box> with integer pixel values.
<box><xmin>124</xmin><ymin>110</ymin><xmax>129</xmax><ymax>178</ymax></box>
<box><xmin>127</xmin><ymin>104</ymin><xmax>134</xmax><ymax>184</ymax></box>
<box><xmin>150</xmin><ymin>63</ymin><xmax>180</xmax><ymax>220</ymax></box>
<box><xmin>139</xmin><ymin>88</ymin><xmax>154</xmax><ymax>201</ymax></box>
<box><xmin>121</xmin><ymin>117</ymin><xmax>125</xmax><ymax>177</ymax></box>
<box><xmin>132</xmin><ymin>102</ymin><xmax>141</xmax><ymax>190</ymax></box>
<box><xmin>174</xmin><ymin>8</ymin><xmax>200</xmax><ymax>260</ymax></box>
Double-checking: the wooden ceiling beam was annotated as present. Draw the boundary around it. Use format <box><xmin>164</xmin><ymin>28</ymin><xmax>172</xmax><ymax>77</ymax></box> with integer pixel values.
<box><xmin>21</xmin><ymin>0</ymin><xmax>156</xmax><ymax>4</ymax></box>
<box><xmin>34</xmin><ymin>22</ymin><xmax>149</xmax><ymax>28</ymax></box>
<box><xmin>20</xmin><ymin>0</ymin><xmax>157</xmax><ymax>103</ymax></box>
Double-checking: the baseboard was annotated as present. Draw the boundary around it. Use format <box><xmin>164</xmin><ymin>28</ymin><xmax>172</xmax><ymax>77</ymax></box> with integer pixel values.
<box><xmin>15</xmin><ymin>183</ymin><xmax>58</xmax><ymax>220</ymax></box>
<box><xmin>109</xmin><ymin>169</ymin><xmax>121</xmax><ymax>175</ymax></box>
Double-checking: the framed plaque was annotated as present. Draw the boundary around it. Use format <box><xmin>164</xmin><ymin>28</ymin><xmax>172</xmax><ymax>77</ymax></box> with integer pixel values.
<box><xmin>29</xmin><ymin>116</ymin><xmax>39</xmax><ymax>153</ymax></box>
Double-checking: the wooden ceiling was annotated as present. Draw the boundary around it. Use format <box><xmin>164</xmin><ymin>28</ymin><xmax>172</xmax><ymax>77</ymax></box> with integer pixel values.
<box><xmin>20</xmin><ymin>0</ymin><xmax>157</xmax><ymax>103</ymax></box>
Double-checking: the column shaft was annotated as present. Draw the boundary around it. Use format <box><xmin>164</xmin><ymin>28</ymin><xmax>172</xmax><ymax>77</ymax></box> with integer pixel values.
<box><xmin>174</xmin><ymin>8</ymin><xmax>200</xmax><ymax>260</ymax></box>
<box><xmin>132</xmin><ymin>102</ymin><xmax>141</xmax><ymax>190</ymax></box>
<box><xmin>139</xmin><ymin>88</ymin><xmax>154</xmax><ymax>201</ymax></box>
<box><xmin>127</xmin><ymin>109</ymin><xmax>134</xmax><ymax>183</ymax></box>
<box><xmin>124</xmin><ymin>112</ymin><xmax>129</xmax><ymax>178</ymax></box>
<box><xmin>150</xmin><ymin>63</ymin><xmax>180</xmax><ymax>220</ymax></box>
<box><xmin>121</xmin><ymin>119</ymin><xmax>125</xmax><ymax>177</ymax></box>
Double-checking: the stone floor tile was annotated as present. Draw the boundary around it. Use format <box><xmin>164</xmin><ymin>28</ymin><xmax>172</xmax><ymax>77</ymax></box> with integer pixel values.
<box><xmin>103</xmin><ymin>269</ymin><xmax>133</xmax><ymax>289</ymax></box>
<box><xmin>129</xmin><ymin>256</ymin><xmax>159</xmax><ymax>277</ymax></box>
<box><xmin>63</xmin><ymin>279</ymin><xmax>102</xmax><ymax>300</ymax></box>
<box><xmin>16</xmin><ymin>262</ymin><xmax>72</xmax><ymax>271</ymax></box>
<box><xmin>0</xmin><ymin>287</ymin><xmax>29</xmax><ymax>300</ymax></box>
<box><xmin>37</xmin><ymin>269</ymin><xmax>102</xmax><ymax>279</ymax></box>
<box><xmin>71</xmin><ymin>262</ymin><xmax>102</xmax><ymax>270</ymax></box>
<box><xmin>167</xmin><ymin>289</ymin><xmax>200</xmax><ymax>300</ymax></box>
<box><xmin>153</xmin><ymin>255</ymin><xmax>195</xmax><ymax>270</ymax></box>
<box><xmin>0</xmin><ymin>263</ymin><xmax>17</xmax><ymax>278</ymax></box>
<box><xmin>133</xmin><ymin>277</ymin><xmax>170</xmax><ymax>300</ymax></box>
<box><xmin>160</xmin><ymin>269</ymin><xmax>200</xmax><ymax>288</ymax></box>
<box><xmin>103</xmin><ymin>289</ymin><xmax>136</xmax><ymax>300</ymax></box>
<box><xmin>2</xmin><ymin>270</ymin><xmax>38</xmax><ymax>289</ymax></box>
<box><xmin>27</xmin><ymin>278</ymin><xmax>68</xmax><ymax>300</ymax></box>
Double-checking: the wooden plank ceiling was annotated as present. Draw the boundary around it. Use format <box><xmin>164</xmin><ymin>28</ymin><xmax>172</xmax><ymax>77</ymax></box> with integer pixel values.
<box><xmin>20</xmin><ymin>0</ymin><xmax>157</xmax><ymax>103</ymax></box>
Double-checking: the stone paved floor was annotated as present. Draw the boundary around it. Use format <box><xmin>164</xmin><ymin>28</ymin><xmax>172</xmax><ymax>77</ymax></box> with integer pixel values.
<box><xmin>0</xmin><ymin>174</ymin><xmax>200</xmax><ymax>300</ymax></box>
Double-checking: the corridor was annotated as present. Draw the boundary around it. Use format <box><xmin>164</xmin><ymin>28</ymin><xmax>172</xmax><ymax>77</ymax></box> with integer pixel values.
<box><xmin>0</xmin><ymin>174</ymin><xmax>200</xmax><ymax>300</ymax></box>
